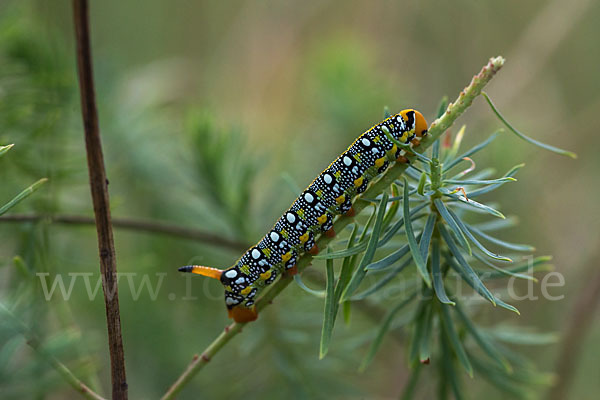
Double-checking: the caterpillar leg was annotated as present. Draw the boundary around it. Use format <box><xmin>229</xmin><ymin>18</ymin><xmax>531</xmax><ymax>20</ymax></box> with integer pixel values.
<box><xmin>228</xmin><ymin>305</ymin><xmax>258</xmax><ymax>323</ymax></box>
<box><xmin>325</xmin><ymin>227</ymin><xmax>336</xmax><ymax>238</ymax></box>
<box><xmin>286</xmin><ymin>265</ymin><xmax>298</xmax><ymax>276</ymax></box>
<box><xmin>396</xmin><ymin>155</ymin><xmax>410</xmax><ymax>164</ymax></box>
<box><xmin>344</xmin><ymin>206</ymin><xmax>355</xmax><ymax>217</ymax></box>
<box><xmin>309</xmin><ymin>244</ymin><xmax>319</xmax><ymax>255</ymax></box>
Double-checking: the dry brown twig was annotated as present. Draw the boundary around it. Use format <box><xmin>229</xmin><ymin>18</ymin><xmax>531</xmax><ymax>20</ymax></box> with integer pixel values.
<box><xmin>72</xmin><ymin>0</ymin><xmax>128</xmax><ymax>398</ymax></box>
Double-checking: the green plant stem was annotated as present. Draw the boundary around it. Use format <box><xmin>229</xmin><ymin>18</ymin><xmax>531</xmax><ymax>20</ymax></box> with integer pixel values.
<box><xmin>0</xmin><ymin>303</ymin><xmax>106</xmax><ymax>400</ymax></box>
<box><xmin>160</xmin><ymin>56</ymin><xmax>505</xmax><ymax>400</ymax></box>
<box><xmin>0</xmin><ymin>214</ymin><xmax>248</xmax><ymax>252</ymax></box>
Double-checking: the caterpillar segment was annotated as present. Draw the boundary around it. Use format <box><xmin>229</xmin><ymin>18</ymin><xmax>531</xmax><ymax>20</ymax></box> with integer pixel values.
<box><xmin>180</xmin><ymin>109</ymin><xmax>428</xmax><ymax>323</ymax></box>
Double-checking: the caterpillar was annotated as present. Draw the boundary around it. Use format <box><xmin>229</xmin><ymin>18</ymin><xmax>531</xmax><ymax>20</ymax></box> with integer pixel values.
<box><xmin>179</xmin><ymin>109</ymin><xmax>428</xmax><ymax>322</ymax></box>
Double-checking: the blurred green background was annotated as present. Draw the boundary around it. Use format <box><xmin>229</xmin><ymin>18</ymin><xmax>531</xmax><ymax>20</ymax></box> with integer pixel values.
<box><xmin>0</xmin><ymin>0</ymin><xmax>598</xmax><ymax>399</ymax></box>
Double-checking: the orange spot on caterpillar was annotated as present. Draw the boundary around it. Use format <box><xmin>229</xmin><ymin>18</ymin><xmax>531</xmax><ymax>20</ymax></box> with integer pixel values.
<box><xmin>309</xmin><ymin>244</ymin><xmax>319</xmax><ymax>256</ymax></box>
<box><xmin>325</xmin><ymin>227</ymin><xmax>336</xmax><ymax>238</ymax></box>
<box><xmin>228</xmin><ymin>305</ymin><xmax>258</xmax><ymax>323</ymax></box>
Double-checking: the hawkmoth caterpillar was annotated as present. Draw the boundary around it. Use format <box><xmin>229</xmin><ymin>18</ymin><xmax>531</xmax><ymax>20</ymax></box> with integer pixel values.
<box><xmin>180</xmin><ymin>109</ymin><xmax>428</xmax><ymax>322</ymax></box>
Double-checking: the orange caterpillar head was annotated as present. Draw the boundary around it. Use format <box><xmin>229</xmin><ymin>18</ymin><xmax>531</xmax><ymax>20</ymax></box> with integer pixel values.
<box><xmin>400</xmin><ymin>109</ymin><xmax>428</xmax><ymax>137</ymax></box>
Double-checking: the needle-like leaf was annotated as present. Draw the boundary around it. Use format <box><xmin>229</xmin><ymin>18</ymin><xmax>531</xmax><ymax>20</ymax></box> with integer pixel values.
<box><xmin>404</xmin><ymin>179</ymin><xmax>431</xmax><ymax>287</ymax></box>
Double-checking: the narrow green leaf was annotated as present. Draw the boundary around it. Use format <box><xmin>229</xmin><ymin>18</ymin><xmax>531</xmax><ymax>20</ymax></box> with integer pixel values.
<box><xmin>381</xmin><ymin>184</ymin><xmax>400</xmax><ymax>230</ymax></box>
<box><xmin>419</xmin><ymin>214</ymin><xmax>437</xmax><ymax>264</ymax></box>
<box><xmin>400</xmin><ymin>363</ymin><xmax>423</xmax><ymax>400</ymax></box>
<box><xmin>0</xmin><ymin>178</ymin><xmax>48</xmax><ymax>216</ymax></box>
<box><xmin>403</xmin><ymin>179</ymin><xmax>431</xmax><ymax>287</ymax></box>
<box><xmin>440</xmin><ymin>303</ymin><xmax>473</xmax><ymax>377</ymax></box>
<box><xmin>444</xmin><ymin>124</ymin><xmax>466</xmax><ymax>165</ymax></box>
<box><xmin>470</xmin><ymin>356</ymin><xmax>527</xmax><ymax>399</ymax></box>
<box><xmin>359</xmin><ymin>292</ymin><xmax>416</xmax><ymax>371</ymax></box>
<box><xmin>13</xmin><ymin>256</ymin><xmax>31</xmax><ymax>279</ymax></box>
<box><xmin>0</xmin><ymin>144</ymin><xmax>15</xmax><ymax>157</ymax></box>
<box><xmin>342</xmin><ymin>300</ymin><xmax>351</xmax><ymax>324</ymax></box>
<box><xmin>468</xmin><ymin>164</ymin><xmax>524</xmax><ymax>198</ymax></box>
<box><xmin>313</xmin><ymin>241</ymin><xmax>367</xmax><ymax>260</ymax></box>
<box><xmin>494</xmin><ymin>297</ymin><xmax>520</xmax><ymax>315</ymax></box>
<box><xmin>467</xmin><ymin>224</ymin><xmax>535</xmax><ymax>252</ymax></box>
<box><xmin>454</xmin><ymin>301</ymin><xmax>512</xmax><ymax>372</ymax></box>
<box><xmin>319</xmin><ymin>257</ymin><xmax>336</xmax><ymax>359</ymax></box>
<box><xmin>481</xmin><ymin>256</ymin><xmax>553</xmax><ymax>280</ymax></box>
<box><xmin>487</xmin><ymin>326</ymin><xmax>559</xmax><ymax>346</ymax></box>
<box><xmin>441</xmin><ymin>331</ymin><xmax>466</xmax><ymax>400</ymax></box>
<box><xmin>444</xmin><ymin>177</ymin><xmax>516</xmax><ymax>185</ymax></box>
<box><xmin>334</xmin><ymin>223</ymin><xmax>360</xmax><ymax>302</ymax></box>
<box><xmin>432</xmin><ymin>239</ymin><xmax>455</xmax><ymax>305</ymax></box>
<box><xmin>382</xmin><ymin>125</ymin><xmax>432</xmax><ymax>163</ymax></box>
<box><xmin>339</xmin><ymin>193</ymin><xmax>390</xmax><ymax>302</ymax></box>
<box><xmin>447</xmin><ymin>208</ymin><xmax>512</xmax><ymax>261</ymax></box>
<box><xmin>352</xmin><ymin>257</ymin><xmax>413</xmax><ymax>300</ymax></box>
<box><xmin>443</xmin><ymin>192</ymin><xmax>505</xmax><ymax>219</ymax></box>
<box><xmin>419</xmin><ymin>302</ymin><xmax>434</xmax><ymax>363</ymax></box>
<box><xmin>439</xmin><ymin>223</ymin><xmax>496</xmax><ymax>306</ymax></box>
<box><xmin>293</xmin><ymin>275</ymin><xmax>325</xmax><ymax>298</ymax></box>
<box><xmin>482</xmin><ymin>92</ymin><xmax>577</xmax><ymax>159</ymax></box>
<box><xmin>444</xmin><ymin>131</ymin><xmax>499</xmax><ymax>171</ymax></box>
<box><xmin>471</xmin><ymin>217</ymin><xmax>518</xmax><ymax>232</ymax></box>
<box><xmin>314</xmin><ymin>206</ymin><xmax>377</xmax><ymax>260</ymax></box>
<box><xmin>472</xmin><ymin>252</ymin><xmax>536</xmax><ymax>282</ymax></box>
<box><xmin>434</xmin><ymin>198</ymin><xmax>472</xmax><ymax>254</ymax></box>
<box><xmin>378</xmin><ymin>202</ymin><xmax>429</xmax><ymax>247</ymax></box>
<box><xmin>409</xmin><ymin>294</ymin><xmax>431</xmax><ymax>364</ymax></box>
<box><xmin>366</xmin><ymin>243</ymin><xmax>411</xmax><ymax>271</ymax></box>
<box><xmin>417</xmin><ymin>172</ymin><xmax>427</xmax><ymax>195</ymax></box>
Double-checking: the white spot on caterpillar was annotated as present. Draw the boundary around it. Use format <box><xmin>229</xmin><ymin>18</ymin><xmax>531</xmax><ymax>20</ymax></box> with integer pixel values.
<box><xmin>225</xmin><ymin>270</ymin><xmax>237</xmax><ymax>279</ymax></box>
<box><xmin>304</xmin><ymin>192</ymin><xmax>314</xmax><ymax>203</ymax></box>
<box><xmin>226</xmin><ymin>297</ymin><xmax>238</xmax><ymax>305</ymax></box>
<box><xmin>270</xmin><ymin>231</ymin><xmax>280</xmax><ymax>242</ymax></box>
<box><xmin>252</xmin><ymin>249</ymin><xmax>261</xmax><ymax>259</ymax></box>
<box><xmin>343</xmin><ymin>156</ymin><xmax>352</xmax><ymax>166</ymax></box>
<box><xmin>372</xmin><ymin>148</ymin><xmax>380</xmax><ymax>154</ymax></box>
<box><xmin>235</xmin><ymin>277</ymin><xmax>246</xmax><ymax>284</ymax></box>
<box><xmin>396</xmin><ymin>116</ymin><xmax>402</xmax><ymax>122</ymax></box>
<box><xmin>324</xmin><ymin>174</ymin><xmax>333</xmax><ymax>184</ymax></box>
<box><xmin>286</xmin><ymin>213</ymin><xmax>296</xmax><ymax>223</ymax></box>
<box><xmin>362</xmin><ymin>138</ymin><xmax>371</xmax><ymax>146</ymax></box>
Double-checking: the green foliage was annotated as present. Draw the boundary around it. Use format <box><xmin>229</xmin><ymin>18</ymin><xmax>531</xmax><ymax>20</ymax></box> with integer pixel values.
<box><xmin>309</xmin><ymin>101</ymin><xmax>559</xmax><ymax>399</ymax></box>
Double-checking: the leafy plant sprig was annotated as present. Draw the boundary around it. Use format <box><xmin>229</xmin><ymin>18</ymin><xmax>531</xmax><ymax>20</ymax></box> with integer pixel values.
<box><xmin>306</xmin><ymin>93</ymin><xmax>572</xmax><ymax>398</ymax></box>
